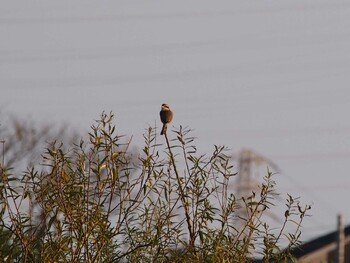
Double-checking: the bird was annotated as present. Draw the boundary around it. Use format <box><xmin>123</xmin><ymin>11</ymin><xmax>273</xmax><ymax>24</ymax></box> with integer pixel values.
<box><xmin>160</xmin><ymin>103</ymin><xmax>173</xmax><ymax>135</ymax></box>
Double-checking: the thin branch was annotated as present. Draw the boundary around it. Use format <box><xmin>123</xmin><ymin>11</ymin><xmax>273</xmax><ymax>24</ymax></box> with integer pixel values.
<box><xmin>164</xmin><ymin>131</ymin><xmax>195</xmax><ymax>251</ymax></box>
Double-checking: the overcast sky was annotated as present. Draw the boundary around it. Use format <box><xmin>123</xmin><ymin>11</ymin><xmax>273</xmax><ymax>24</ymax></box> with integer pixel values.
<box><xmin>1</xmin><ymin>0</ymin><xmax>350</xmax><ymax>242</ymax></box>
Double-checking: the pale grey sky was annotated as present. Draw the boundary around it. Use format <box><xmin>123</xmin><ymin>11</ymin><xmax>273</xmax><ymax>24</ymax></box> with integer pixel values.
<box><xmin>1</xmin><ymin>0</ymin><xmax>350</xmax><ymax>241</ymax></box>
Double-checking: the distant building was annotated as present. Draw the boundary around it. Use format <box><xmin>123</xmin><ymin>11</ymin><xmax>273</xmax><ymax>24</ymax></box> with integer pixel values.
<box><xmin>291</xmin><ymin>223</ymin><xmax>350</xmax><ymax>263</ymax></box>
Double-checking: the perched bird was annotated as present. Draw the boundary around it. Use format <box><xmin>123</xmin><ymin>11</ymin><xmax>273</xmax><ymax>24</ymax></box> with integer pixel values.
<box><xmin>160</xmin><ymin>103</ymin><xmax>173</xmax><ymax>135</ymax></box>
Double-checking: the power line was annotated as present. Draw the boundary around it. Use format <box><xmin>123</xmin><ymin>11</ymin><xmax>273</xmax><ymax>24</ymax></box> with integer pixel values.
<box><xmin>1</xmin><ymin>1</ymin><xmax>349</xmax><ymax>25</ymax></box>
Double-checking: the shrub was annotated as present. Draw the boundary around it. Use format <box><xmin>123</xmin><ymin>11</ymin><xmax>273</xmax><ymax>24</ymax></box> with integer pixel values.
<box><xmin>0</xmin><ymin>112</ymin><xmax>310</xmax><ymax>262</ymax></box>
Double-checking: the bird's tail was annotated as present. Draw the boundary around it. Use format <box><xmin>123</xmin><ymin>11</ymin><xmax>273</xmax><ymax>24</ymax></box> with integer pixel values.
<box><xmin>161</xmin><ymin>123</ymin><xmax>167</xmax><ymax>135</ymax></box>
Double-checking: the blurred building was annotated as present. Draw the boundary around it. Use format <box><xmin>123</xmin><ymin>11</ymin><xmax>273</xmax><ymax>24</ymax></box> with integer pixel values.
<box><xmin>291</xmin><ymin>216</ymin><xmax>350</xmax><ymax>263</ymax></box>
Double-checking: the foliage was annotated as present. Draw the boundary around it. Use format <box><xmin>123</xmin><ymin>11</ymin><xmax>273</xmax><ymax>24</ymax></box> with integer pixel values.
<box><xmin>0</xmin><ymin>111</ymin><xmax>77</xmax><ymax>169</ymax></box>
<box><xmin>0</xmin><ymin>112</ymin><xmax>310</xmax><ymax>262</ymax></box>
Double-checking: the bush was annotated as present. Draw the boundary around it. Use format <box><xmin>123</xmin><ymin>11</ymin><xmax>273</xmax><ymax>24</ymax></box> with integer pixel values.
<box><xmin>0</xmin><ymin>112</ymin><xmax>310</xmax><ymax>262</ymax></box>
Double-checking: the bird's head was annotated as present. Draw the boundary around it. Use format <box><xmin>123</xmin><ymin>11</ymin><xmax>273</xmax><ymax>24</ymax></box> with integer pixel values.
<box><xmin>161</xmin><ymin>104</ymin><xmax>170</xmax><ymax>110</ymax></box>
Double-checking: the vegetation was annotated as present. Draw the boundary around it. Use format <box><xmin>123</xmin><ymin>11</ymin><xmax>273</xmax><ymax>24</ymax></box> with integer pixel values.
<box><xmin>0</xmin><ymin>112</ymin><xmax>310</xmax><ymax>262</ymax></box>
